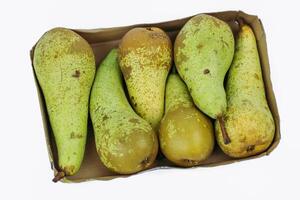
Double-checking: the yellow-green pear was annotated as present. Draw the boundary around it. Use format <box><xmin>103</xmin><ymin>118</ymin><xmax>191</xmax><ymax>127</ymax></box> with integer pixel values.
<box><xmin>90</xmin><ymin>49</ymin><xmax>158</xmax><ymax>174</ymax></box>
<box><xmin>159</xmin><ymin>71</ymin><xmax>214</xmax><ymax>167</ymax></box>
<box><xmin>174</xmin><ymin>14</ymin><xmax>234</xmax><ymax>144</ymax></box>
<box><xmin>33</xmin><ymin>28</ymin><xmax>95</xmax><ymax>181</ymax></box>
<box><xmin>215</xmin><ymin>24</ymin><xmax>275</xmax><ymax>158</ymax></box>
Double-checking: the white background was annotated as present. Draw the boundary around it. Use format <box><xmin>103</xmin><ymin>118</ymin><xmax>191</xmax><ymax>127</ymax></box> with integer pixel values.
<box><xmin>0</xmin><ymin>0</ymin><xmax>298</xmax><ymax>199</ymax></box>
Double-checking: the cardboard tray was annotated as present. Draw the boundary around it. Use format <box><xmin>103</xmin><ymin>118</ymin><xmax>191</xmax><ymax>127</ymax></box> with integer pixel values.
<box><xmin>30</xmin><ymin>10</ymin><xmax>281</xmax><ymax>183</ymax></box>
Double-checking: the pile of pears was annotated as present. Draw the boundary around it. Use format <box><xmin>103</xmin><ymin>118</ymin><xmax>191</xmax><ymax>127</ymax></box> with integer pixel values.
<box><xmin>33</xmin><ymin>14</ymin><xmax>275</xmax><ymax>182</ymax></box>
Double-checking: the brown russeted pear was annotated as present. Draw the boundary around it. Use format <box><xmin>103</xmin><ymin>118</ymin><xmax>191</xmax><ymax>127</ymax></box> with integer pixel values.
<box><xmin>118</xmin><ymin>27</ymin><xmax>172</xmax><ymax>130</ymax></box>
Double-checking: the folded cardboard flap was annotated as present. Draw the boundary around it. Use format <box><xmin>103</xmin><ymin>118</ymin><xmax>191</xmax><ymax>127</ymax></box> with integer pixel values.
<box><xmin>30</xmin><ymin>10</ymin><xmax>280</xmax><ymax>183</ymax></box>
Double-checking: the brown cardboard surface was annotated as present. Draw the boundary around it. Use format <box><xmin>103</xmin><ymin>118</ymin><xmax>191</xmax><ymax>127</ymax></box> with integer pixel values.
<box><xmin>30</xmin><ymin>10</ymin><xmax>280</xmax><ymax>183</ymax></box>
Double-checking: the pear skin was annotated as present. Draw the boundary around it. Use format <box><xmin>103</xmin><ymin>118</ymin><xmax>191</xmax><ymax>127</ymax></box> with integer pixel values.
<box><xmin>33</xmin><ymin>28</ymin><xmax>95</xmax><ymax>181</ymax></box>
<box><xmin>159</xmin><ymin>73</ymin><xmax>214</xmax><ymax>167</ymax></box>
<box><xmin>118</xmin><ymin>27</ymin><xmax>172</xmax><ymax>130</ymax></box>
<box><xmin>174</xmin><ymin>14</ymin><xmax>234</xmax><ymax>144</ymax></box>
<box><xmin>90</xmin><ymin>49</ymin><xmax>158</xmax><ymax>174</ymax></box>
<box><xmin>215</xmin><ymin>24</ymin><xmax>275</xmax><ymax>158</ymax></box>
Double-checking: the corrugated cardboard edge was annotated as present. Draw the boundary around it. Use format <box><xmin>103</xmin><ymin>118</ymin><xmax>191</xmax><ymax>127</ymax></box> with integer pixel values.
<box><xmin>30</xmin><ymin>10</ymin><xmax>280</xmax><ymax>183</ymax></box>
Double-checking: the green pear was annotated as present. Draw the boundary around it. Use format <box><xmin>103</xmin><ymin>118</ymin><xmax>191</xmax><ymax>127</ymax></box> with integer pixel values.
<box><xmin>90</xmin><ymin>49</ymin><xmax>158</xmax><ymax>174</ymax></box>
<box><xmin>159</xmin><ymin>72</ymin><xmax>214</xmax><ymax>167</ymax></box>
<box><xmin>118</xmin><ymin>27</ymin><xmax>172</xmax><ymax>130</ymax></box>
<box><xmin>33</xmin><ymin>28</ymin><xmax>95</xmax><ymax>181</ymax></box>
<box><xmin>215</xmin><ymin>24</ymin><xmax>275</xmax><ymax>158</ymax></box>
<box><xmin>174</xmin><ymin>14</ymin><xmax>234</xmax><ymax>144</ymax></box>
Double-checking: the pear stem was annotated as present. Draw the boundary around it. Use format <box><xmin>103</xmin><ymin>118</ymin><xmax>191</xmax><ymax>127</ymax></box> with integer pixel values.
<box><xmin>236</xmin><ymin>17</ymin><xmax>245</xmax><ymax>28</ymax></box>
<box><xmin>217</xmin><ymin>116</ymin><xmax>231</xmax><ymax>144</ymax></box>
<box><xmin>52</xmin><ymin>171</ymin><xmax>65</xmax><ymax>183</ymax></box>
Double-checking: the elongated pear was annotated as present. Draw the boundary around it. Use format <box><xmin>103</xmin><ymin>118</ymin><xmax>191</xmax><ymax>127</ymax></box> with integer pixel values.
<box><xmin>90</xmin><ymin>49</ymin><xmax>158</xmax><ymax>174</ymax></box>
<box><xmin>174</xmin><ymin>14</ymin><xmax>234</xmax><ymax>144</ymax></box>
<box><xmin>33</xmin><ymin>28</ymin><xmax>95</xmax><ymax>181</ymax></box>
<box><xmin>118</xmin><ymin>27</ymin><xmax>172</xmax><ymax>130</ymax></box>
<box><xmin>159</xmin><ymin>72</ymin><xmax>214</xmax><ymax>167</ymax></box>
<box><xmin>215</xmin><ymin>24</ymin><xmax>275</xmax><ymax>158</ymax></box>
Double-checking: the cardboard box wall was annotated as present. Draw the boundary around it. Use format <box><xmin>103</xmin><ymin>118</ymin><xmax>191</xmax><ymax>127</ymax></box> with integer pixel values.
<box><xmin>30</xmin><ymin>10</ymin><xmax>281</xmax><ymax>183</ymax></box>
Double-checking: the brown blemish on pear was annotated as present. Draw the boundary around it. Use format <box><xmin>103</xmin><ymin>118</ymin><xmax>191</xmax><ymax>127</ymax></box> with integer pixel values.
<box><xmin>72</xmin><ymin>70</ymin><xmax>80</xmax><ymax>78</ymax></box>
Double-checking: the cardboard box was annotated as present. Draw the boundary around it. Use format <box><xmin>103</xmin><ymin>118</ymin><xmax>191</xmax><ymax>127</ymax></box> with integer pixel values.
<box><xmin>30</xmin><ymin>10</ymin><xmax>281</xmax><ymax>183</ymax></box>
